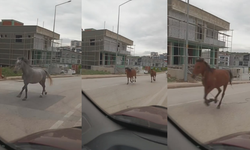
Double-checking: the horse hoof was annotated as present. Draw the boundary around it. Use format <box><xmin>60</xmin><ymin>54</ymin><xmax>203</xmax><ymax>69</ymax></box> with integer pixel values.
<box><xmin>45</xmin><ymin>92</ymin><xmax>47</xmax><ymax>95</ymax></box>
<box><xmin>217</xmin><ymin>106</ymin><xmax>220</xmax><ymax>109</ymax></box>
<box><xmin>204</xmin><ymin>101</ymin><xmax>210</xmax><ymax>106</ymax></box>
<box><xmin>17</xmin><ymin>95</ymin><xmax>21</xmax><ymax>98</ymax></box>
<box><xmin>22</xmin><ymin>98</ymin><xmax>27</xmax><ymax>101</ymax></box>
<box><xmin>214</xmin><ymin>99</ymin><xmax>218</xmax><ymax>103</ymax></box>
<box><xmin>39</xmin><ymin>95</ymin><xmax>42</xmax><ymax>98</ymax></box>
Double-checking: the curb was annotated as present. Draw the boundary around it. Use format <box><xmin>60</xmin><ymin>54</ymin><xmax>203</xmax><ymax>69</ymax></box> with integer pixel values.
<box><xmin>82</xmin><ymin>74</ymin><xmax>147</xmax><ymax>79</ymax></box>
<box><xmin>168</xmin><ymin>81</ymin><xmax>250</xmax><ymax>89</ymax></box>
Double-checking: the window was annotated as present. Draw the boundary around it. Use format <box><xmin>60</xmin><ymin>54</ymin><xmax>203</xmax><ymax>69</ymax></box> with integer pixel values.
<box><xmin>16</xmin><ymin>35</ymin><xmax>22</xmax><ymax>42</ymax></box>
<box><xmin>90</xmin><ymin>39</ymin><xmax>95</xmax><ymax>46</ymax></box>
<box><xmin>196</xmin><ymin>24</ymin><xmax>203</xmax><ymax>40</ymax></box>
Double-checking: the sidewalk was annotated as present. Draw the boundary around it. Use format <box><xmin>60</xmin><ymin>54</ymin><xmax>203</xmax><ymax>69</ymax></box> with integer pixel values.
<box><xmin>168</xmin><ymin>80</ymin><xmax>250</xmax><ymax>89</ymax></box>
<box><xmin>81</xmin><ymin>71</ymin><xmax>166</xmax><ymax>79</ymax></box>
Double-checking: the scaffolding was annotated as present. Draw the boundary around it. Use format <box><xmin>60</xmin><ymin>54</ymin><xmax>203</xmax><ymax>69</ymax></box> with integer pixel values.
<box><xmin>81</xmin><ymin>32</ymin><xmax>131</xmax><ymax>72</ymax></box>
<box><xmin>167</xmin><ymin>14</ymin><xmax>233</xmax><ymax>70</ymax></box>
<box><xmin>0</xmin><ymin>32</ymin><xmax>64</xmax><ymax>69</ymax></box>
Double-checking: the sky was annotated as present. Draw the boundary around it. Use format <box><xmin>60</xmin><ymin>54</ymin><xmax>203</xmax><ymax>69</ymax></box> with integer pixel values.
<box><xmin>184</xmin><ymin>0</ymin><xmax>250</xmax><ymax>53</ymax></box>
<box><xmin>82</xmin><ymin>0</ymin><xmax>167</xmax><ymax>56</ymax></box>
<box><xmin>0</xmin><ymin>0</ymin><xmax>81</xmax><ymax>46</ymax></box>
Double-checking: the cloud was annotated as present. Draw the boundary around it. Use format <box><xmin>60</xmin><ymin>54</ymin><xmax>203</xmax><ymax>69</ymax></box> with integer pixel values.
<box><xmin>82</xmin><ymin>0</ymin><xmax>167</xmax><ymax>56</ymax></box>
<box><xmin>0</xmin><ymin>0</ymin><xmax>81</xmax><ymax>45</ymax></box>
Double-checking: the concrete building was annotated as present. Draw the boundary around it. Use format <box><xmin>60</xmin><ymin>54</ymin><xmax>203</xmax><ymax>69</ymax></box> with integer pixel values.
<box><xmin>82</xmin><ymin>28</ymin><xmax>133</xmax><ymax>70</ymax></box>
<box><xmin>139</xmin><ymin>56</ymin><xmax>167</xmax><ymax>67</ymax></box>
<box><xmin>0</xmin><ymin>19</ymin><xmax>60</xmax><ymax>67</ymax></box>
<box><xmin>218</xmin><ymin>51</ymin><xmax>230</xmax><ymax>66</ymax></box>
<box><xmin>56</xmin><ymin>48</ymin><xmax>81</xmax><ymax>65</ymax></box>
<box><xmin>242</xmin><ymin>54</ymin><xmax>250</xmax><ymax>67</ymax></box>
<box><xmin>71</xmin><ymin>40</ymin><xmax>81</xmax><ymax>47</ymax></box>
<box><xmin>151</xmin><ymin>52</ymin><xmax>159</xmax><ymax>58</ymax></box>
<box><xmin>167</xmin><ymin>0</ymin><xmax>231</xmax><ymax>67</ymax></box>
<box><xmin>229</xmin><ymin>52</ymin><xmax>246</xmax><ymax>66</ymax></box>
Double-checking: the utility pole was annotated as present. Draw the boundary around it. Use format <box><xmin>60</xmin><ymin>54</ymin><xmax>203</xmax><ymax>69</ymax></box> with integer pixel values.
<box><xmin>184</xmin><ymin>0</ymin><xmax>189</xmax><ymax>82</ymax></box>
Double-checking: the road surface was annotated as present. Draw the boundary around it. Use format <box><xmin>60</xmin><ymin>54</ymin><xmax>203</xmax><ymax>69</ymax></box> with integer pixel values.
<box><xmin>82</xmin><ymin>73</ymin><xmax>167</xmax><ymax>114</ymax></box>
<box><xmin>0</xmin><ymin>77</ymin><xmax>81</xmax><ymax>141</ymax></box>
<box><xmin>168</xmin><ymin>83</ymin><xmax>250</xmax><ymax>144</ymax></box>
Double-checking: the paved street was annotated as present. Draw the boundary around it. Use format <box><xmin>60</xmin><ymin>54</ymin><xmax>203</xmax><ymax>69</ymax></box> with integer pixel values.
<box><xmin>82</xmin><ymin>72</ymin><xmax>167</xmax><ymax>114</ymax></box>
<box><xmin>0</xmin><ymin>77</ymin><xmax>81</xmax><ymax>141</ymax></box>
<box><xmin>168</xmin><ymin>83</ymin><xmax>250</xmax><ymax>144</ymax></box>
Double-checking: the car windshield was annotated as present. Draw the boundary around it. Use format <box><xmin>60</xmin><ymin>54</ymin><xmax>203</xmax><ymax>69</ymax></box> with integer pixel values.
<box><xmin>168</xmin><ymin>0</ymin><xmax>250</xmax><ymax>148</ymax></box>
<box><xmin>81</xmin><ymin>0</ymin><xmax>167</xmax><ymax>120</ymax></box>
<box><xmin>0</xmin><ymin>0</ymin><xmax>81</xmax><ymax>146</ymax></box>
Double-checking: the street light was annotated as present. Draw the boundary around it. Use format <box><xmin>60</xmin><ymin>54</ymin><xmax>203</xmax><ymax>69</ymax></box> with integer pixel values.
<box><xmin>184</xmin><ymin>0</ymin><xmax>189</xmax><ymax>82</ymax></box>
<box><xmin>115</xmin><ymin>0</ymin><xmax>132</xmax><ymax>74</ymax></box>
<box><xmin>50</xmin><ymin>0</ymin><xmax>71</xmax><ymax>73</ymax></box>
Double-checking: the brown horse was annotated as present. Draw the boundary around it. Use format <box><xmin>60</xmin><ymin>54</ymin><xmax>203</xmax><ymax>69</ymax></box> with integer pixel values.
<box><xmin>149</xmin><ymin>69</ymin><xmax>156</xmax><ymax>82</ymax></box>
<box><xmin>125</xmin><ymin>67</ymin><xmax>136</xmax><ymax>84</ymax></box>
<box><xmin>191</xmin><ymin>58</ymin><xmax>233</xmax><ymax>109</ymax></box>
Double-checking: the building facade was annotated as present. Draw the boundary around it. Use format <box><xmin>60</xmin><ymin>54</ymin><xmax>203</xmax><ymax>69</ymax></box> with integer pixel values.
<box><xmin>71</xmin><ymin>40</ymin><xmax>81</xmax><ymax>47</ymax></box>
<box><xmin>218</xmin><ymin>51</ymin><xmax>230</xmax><ymax>66</ymax></box>
<box><xmin>0</xmin><ymin>19</ymin><xmax>60</xmax><ymax>67</ymax></box>
<box><xmin>82</xmin><ymin>28</ymin><xmax>133</xmax><ymax>69</ymax></box>
<box><xmin>167</xmin><ymin>0</ymin><xmax>231</xmax><ymax>67</ymax></box>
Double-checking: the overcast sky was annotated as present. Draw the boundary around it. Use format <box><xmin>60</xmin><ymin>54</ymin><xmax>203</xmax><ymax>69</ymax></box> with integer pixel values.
<box><xmin>184</xmin><ymin>0</ymin><xmax>250</xmax><ymax>53</ymax></box>
<box><xmin>0</xmin><ymin>0</ymin><xmax>81</xmax><ymax>46</ymax></box>
<box><xmin>82</xmin><ymin>0</ymin><xmax>167</xmax><ymax>56</ymax></box>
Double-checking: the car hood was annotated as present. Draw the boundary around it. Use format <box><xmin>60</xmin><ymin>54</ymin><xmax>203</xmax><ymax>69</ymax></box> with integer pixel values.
<box><xmin>10</xmin><ymin>127</ymin><xmax>81</xmax><ymax>150</ymax></box>
<box><xmin>111</xmin><ymin>105</ymin><xmax>167</xmax><ymax>126</ymax></box>
<box><xmin>206</xmin><ymin>131</ymin><xmax>250</xmax><ymax>149</ymax></box>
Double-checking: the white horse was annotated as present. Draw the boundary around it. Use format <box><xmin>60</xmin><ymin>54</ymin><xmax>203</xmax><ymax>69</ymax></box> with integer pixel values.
<box><xmin>14</xmin><ymin>57</ymin><xmax>53</xmax><ymax>100</ymax></box>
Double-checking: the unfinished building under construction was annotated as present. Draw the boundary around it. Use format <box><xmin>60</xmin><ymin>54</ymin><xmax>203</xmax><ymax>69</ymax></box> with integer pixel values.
<box><xmin>82</xmin><ymin>28</ymin><xmax>133</xmax><ymax>73</ymax></box>
<box><xmin>167</xmin><ymin>0</ymin><xmax>233</xmax><ymax>80</ymax></box>
<box><xmin>0</xmin><ymin>19</ymin><xmax>60</xmax><ymax>68</ymax></box>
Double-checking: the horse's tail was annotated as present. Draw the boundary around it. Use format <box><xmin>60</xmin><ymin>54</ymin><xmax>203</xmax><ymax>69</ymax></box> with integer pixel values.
<box><xmin>228</xmin><ymin>70</ymin><xmax>233</xmax><ymax>86</ymax></box>
<box><xmin>44</xmin><ymin>70</ymin><xmax>53</xmax><ymax>85</ymax></box>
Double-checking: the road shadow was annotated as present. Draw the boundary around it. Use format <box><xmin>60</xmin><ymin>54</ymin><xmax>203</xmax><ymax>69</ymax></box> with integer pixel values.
<box><xmin>0</xmin><ymin>91</ymin><xmax>65</xmax><ymax>110</ymax></box>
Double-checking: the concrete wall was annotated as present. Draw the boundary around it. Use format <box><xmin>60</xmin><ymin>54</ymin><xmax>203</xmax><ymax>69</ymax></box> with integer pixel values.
<box><xmin>169</xmin><ymin>0</ymin><xmax>230</xmax><ymax>30</ymax></box>
<box><xmin>168</xmin><ymin>9</ymin><xmax>226</xmax><ymax>47</ymax></box>
<box><xmin>91</xmin><ymin>65</ymin><xmax>114</xmax><ymax>73</ymax></box>
<box><xmin>168</xmin><ymin>68</ymin><xmax>184</xmax><ymax>80</ymax></box>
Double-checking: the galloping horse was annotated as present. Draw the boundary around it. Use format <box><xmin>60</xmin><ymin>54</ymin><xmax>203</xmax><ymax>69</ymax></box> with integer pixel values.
<box><xmin>191</xmin><ymin>58</ymin><xmax>233</xmax><ymax>109</ymax></box>
<box><xmin>14</xmin><ymin>57</ymin><xmax>53</xmax><ymax>100</ymax></box>
<box><xmin>125</xmin><ymin>67</ymin><xmax>136</xmax><ymax>84</ymax></box>
<box><xmin>149</xmin><ymin>69</ymin><xmax>156</xmax><ymax>82</ymax></box>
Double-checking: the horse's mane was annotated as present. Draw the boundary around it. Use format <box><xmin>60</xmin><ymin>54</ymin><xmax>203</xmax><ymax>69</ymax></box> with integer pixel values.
<box><xmin>196</xmin><ymin>58</ymin><xmax>214</xmax><ymax>72</ymax></box>
<box><xmin>18</xmin><ymin>57</ymin><xmax>32</xmax><ymax>67</ymax></box>
<box><xmin>125</xmin><ymin>67</ymin><xmax>131</xmax><ymax>71</ymax></box>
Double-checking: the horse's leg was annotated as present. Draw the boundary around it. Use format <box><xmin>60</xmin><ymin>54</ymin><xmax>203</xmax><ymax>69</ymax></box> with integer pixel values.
<box><xmin>204</xmin><ymin>87</ymin><xmax>214</xmax><ymax>106</ymax></box>
<box><xmin>127</xmin><ymin>77</ymin><xmax>129</xmax><ymax>84</ymax></box>
<box><xmin>217</xmin><ymin>84</ymin><xmax>228</xmax><ymax>109</ymax></box>
<box><xmin>39</xmin><ymin>81</ymin><xmax>46</xmax><ymax>97</ymax></box>
<box><xmin>134</xmin><ymin>75</ymin><xmax>136</xmax><ymax>82</ymax></box>
<box><xmin>151</xmin><ymin>76</ymin><xmax>152</xmax><ymax>82</ymax></box>
<box><xmin>154</xmin><ymin>75</ymin><xmax>156</xmax><ymax>81</ymax></box>
<box><xmin>22</xmin><ymin>84</ymin><xmax>28</xmax><ymax>101</ymax></box>
<box><xmin>17</xmin><ymin>85</ymin><xmax>25</xmax><ymax>98</ymax></box>
<box><xmin>214</xmin><ymin>87</ymin><xmax>222</xmax><ymax>103</ymax></box>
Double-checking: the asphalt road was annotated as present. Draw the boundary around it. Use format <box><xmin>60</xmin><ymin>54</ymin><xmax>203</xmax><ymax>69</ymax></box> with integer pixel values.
<box><xmin>0</xmin><ymin>77</ymin><xmax>81</xmax><ymax>141</ymax></box>
<box><xmin>168</xmin><ymin>83</ymin><xmax>250</xmax><ymax>144</ymax></box>
<box><xmin>82</xmin><ymin>72</ymin><xmax>167</xmax><ymax>114</ymax></box>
